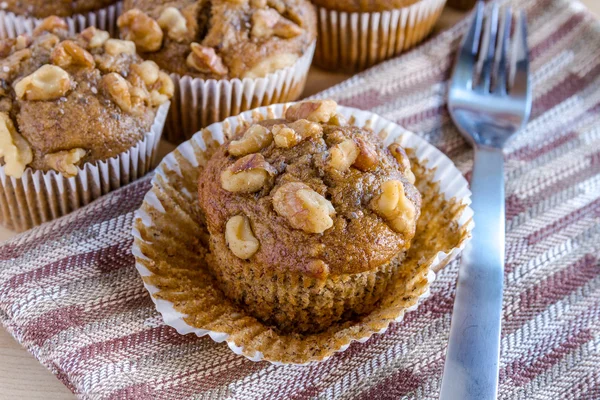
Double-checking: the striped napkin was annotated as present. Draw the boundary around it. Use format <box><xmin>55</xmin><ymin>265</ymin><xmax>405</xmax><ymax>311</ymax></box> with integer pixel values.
<box><xmin>1</xmin><ymin>0</ymin><xmax>599</xmax><ymax>398</ymax></box>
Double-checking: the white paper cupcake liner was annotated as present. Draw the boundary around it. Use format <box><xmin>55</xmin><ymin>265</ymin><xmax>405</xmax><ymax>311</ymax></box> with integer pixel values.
<box><xmin>0</xmin><ymin>1</ymin><xmax>123</xmax><ymax>39</ymax></box>
<box><xmin>314</xmin><ymin>0</ymin><xmax>447</xmax><ymax>72</ymax></box>
<box><xmin>0</xmin><ymin>102</ymin><xmax>169</xmax><ymax>232</ymax></box>
<box><xmin>132</xmin><ymin>103</ymin><xmax>473</xmax><ymax>364</ymax></box>
<box><xmin>164</xmin><ymin>42</ymin><xmax>316</xmax><ymax>144</ymax></box>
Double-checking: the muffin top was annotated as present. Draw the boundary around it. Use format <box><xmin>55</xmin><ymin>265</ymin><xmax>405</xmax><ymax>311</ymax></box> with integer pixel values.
<box><xmin>310</xmin><ymin>0</ymin><xmax>421</xmax><ymax>12</ymax></box>
<box><xmin>1</xmin><ymin>0</ymin><xmax>118</xmax><ymax>18</ymax></box>
<box><xmin>198</xmin><ymin>100</ymin><xmax>421</xmax><ymax>277</ymax></box>
<box><xmin>120</xmin><ymin>0</ymin><xmax>317</xmax><ymax>79</ymax></box>
<box><xmin>0</xmin><ymin>17</ymin><xmax>174</xmax><ymax>179</ymax></box>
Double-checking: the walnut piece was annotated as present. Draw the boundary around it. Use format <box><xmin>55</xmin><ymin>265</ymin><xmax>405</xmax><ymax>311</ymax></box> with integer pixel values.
<box><xmin>186</xmin><ymin>43</ymin><xmax>228</xmax><ymax>76</ymax></box>
<box><xmin>149</xmin><ymin>71</ymin><xmax>174</xmax><ymax>106</ymax></box>
<box><xmin>80</xmin><ymin>27</ymin><xmax>110</xmax><ymax>48</ymax></box>
<box><xmin>285</xmin><ymin>100</ymin><xmax>338</xmax><ymax>123</ymax></box>
<box><xmin>272</xmin><ymin>119</ymin><xmax>322</xmax><ymax>148</ymax></box>
<box><xmin>157</xmin><ymin>7</ymin><xmax>188</xmax><ymax>42</ymax></box>
<box><xmin>228</xmin><ymin>124</ymin><xmax>273</xmax><ymax>157</ymax></box>
<box><xmin>0</xmin><ymin>112</ymin><xmax>32</xmax><ymax>178</ymax></box>
<box><xmin>273</xmin><ymin>182</ymin><xmax>335</xmax><ymax>234</ymax></box>
<box><xmin>372</xmin><ymin>180</ymin><xmax>416</xmax><ymax>235</ymax></box>
<box><xmin>225</xmin><ymin>215</ymin><xmax>260</xmax><ymax>259</ymax></box>
<box><xmin>117</xmin><ymin>9</ymin><xmax>163</xmax><ymax>52</ymax></box>
<box><xmin>44</xmin><ymin>148</ymin><xmax>86</xmax><ymax>178</ymax></box>
<box><xmin>51</xmin><ymin>40</ymin><xmax>95</xmax><ymax>69</ymax></box>
<box><xmin>132</xmin><ymin>60</ymin><xmax>159</xmax><ymax>86</ymax></box>
<box><xmin>354</xmin><ymin>138</ymin><xmax>378</xmax><ymax>171</ymax></box>
<box><xmin>220</xmin><ymin>153</ymin><xmax>274</xmax><ymax>193</ymax></box>
<box><xmin>388</xmin><ymin>143</ymin><xmax>416</xmax><ymax>184</ymax></box>
<box><xmin>251</xmin><ymin>8</ymin><xmax>303</xmax><ymax>39</ymax></box>
<box><xmin>101</xmin><ymin>72</ymin><xmax>135</xmax><ymax>112</ymax></box>
<box><xmin>329</xmin><ymin>138</ymin><xmax>358</xmax><ymax>171</ymax></box>
<box><xmin>243</xmin><ymin>53</ymin><xmax>298</xmax><ymax>79</ymax></box>
<box><xmin>104</xmin><ymin>39</ymin><xmax>136</xmax><ymax>56</ymax></box>
<box><xmin>33</xmin><ymin>16</ymin><xmax>67</xmax><ymax>35</ymax></box>
<box><xmin>14</xmin><ymin>65</ymin><xmax>71</xmax><ymax>101</ymax></box>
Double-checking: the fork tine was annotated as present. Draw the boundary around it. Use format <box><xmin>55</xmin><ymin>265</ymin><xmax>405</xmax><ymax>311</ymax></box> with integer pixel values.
<box><xmin>510</xmin><ymin>11</ymin><xmax>530</xmax><ymax>100</ymax></box>
<box><xmin>451</xmin><ymin>0</ymin><xmax>484</xmax><ymax>89</ymax></box>
<box><xmin>475</xmin><ymin>2</ymin><xmax>499</xmax><ymax>92</ymax></box>
<box><xmin>493</xmin><ymin>7</ymin><xmax>512</xmax><ymax>94</ymax></box>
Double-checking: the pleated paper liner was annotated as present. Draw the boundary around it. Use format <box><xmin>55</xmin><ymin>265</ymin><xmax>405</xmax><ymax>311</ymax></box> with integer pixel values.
<box><xmin>314</xmin><ymin>0</ymin><xmax>447</xmax><ymax>72</ymax></box>
<box><xmin>0</xmin><ymin>1</ymin><xmax>123</xmax><ymax>38</ymax></box>
<box><xmin>132</xmin><ymin>103</ymin><xmax>473</xmax><ymax>364</ymax></box>
<box><xmin>164</xmin><ymin>42</ymin><xmax>315</xmax><ymax>145</ymax></box>
<box><xmin>0</xmin><ymin>102</ymin><xmax>169</xmax><ymax>232</ymax></box>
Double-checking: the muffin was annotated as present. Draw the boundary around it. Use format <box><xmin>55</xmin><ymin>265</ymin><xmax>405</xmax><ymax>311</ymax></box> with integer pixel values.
<box><xmin>198</xmin><ymin>99</ymin><xmax>421</xmax><ymax>333</ymax></box>
<box><xmin>312</xmin><ymin>0</ymin><xmax>447</xmax><ymax>72</ymax></box>
<box><xmin>0</xmin><ymin>0</ymin><xmax>122</xmax><ymax>38</ymax></box>
<box><xmin>119</xmin><ymin>0</ymin><xmax>317</xmax><ymax>143</ymax></box>
<box><xmin>0</xmin><ymin>17</ymin><xmax>172</xmax><ymax>231</ymax></box>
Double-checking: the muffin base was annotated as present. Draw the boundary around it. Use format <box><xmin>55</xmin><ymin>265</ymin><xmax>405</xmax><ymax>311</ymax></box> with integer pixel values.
<box><xmin>0</xmin><ymin>102</ymin><xmax>169</xmax><ymax>232</ymax></box>
<box><xmin>0</xmin><ymin>1</ymin><xmax>122</xmax><ymax>39</ymax></box>
<box><xmin>132</xmin><ymin>103</ymin><xmax>473</xmax><ymax>364</ymax></box>
<box><xmin>314</xmin><ymin>0</ymin><xmax>446</xmax><ymax>72</ymax></box>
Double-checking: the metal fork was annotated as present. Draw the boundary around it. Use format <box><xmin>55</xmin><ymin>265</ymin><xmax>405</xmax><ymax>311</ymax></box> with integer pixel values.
<box><xmin>440</xmin><ymin>2</ymin><xmax>531</xmax><ymax>399</ymax></box>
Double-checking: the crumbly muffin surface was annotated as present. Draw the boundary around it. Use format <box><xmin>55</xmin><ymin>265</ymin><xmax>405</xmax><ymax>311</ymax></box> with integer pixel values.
<box><xmin>0</xmin><ymin>17</ymin><xmax>173</xmax><ymax>178</ymax></box>
<box><xmin>310</xmin><ymin>0</ymin><xmax>422</xmax><ymax>12</ymax></box>
<box><xmin>121</xmin><ymin>0</ymin><xmax>317</xmax><ymax>79</ymax></box>
<box><xmin>198</xmin><ymin>100</ymin><xmax>421</xmax><ymax>277</ymax></box>
<box><xmin>2</xmin><ymin>0</ymin><xmax>118</xmax><ymax>18</ymax></box>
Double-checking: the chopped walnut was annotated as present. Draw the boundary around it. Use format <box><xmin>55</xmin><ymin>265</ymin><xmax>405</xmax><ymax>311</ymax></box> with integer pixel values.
<box><xmin>353</xmin><ymin>138</ymin><xmax>378</xmax><ymax>171</ymax></box>
<box><xmin>272</xmin><ymin>119</ymin><xmax>322</xmax><ymax>148</ymax></box>
<box><xmin>220</xmin><ymin>153</ymin><xmax>275</xmax><ymax>193</ymax></box>
<box><xmin>228</xmin><ymin>124</ymin><xmax>273</xmax><ymax>157</ymax></box>
<box><xmin>14</xmin><ymin>65</ymin><xmax>71</xmax><ymax>101</ymax></box>
<box><xmin>186</xmin><ymin>43</ymin><xmax>228</xmax><ymax>76</ymax></box>
<box><xmin>329</xmin><ymin>138</ymin><xmax>358</xmax><ymax>171</ymax></box>
<box><xmin>33</xmin><ymin>16</ymin><xmax>68</xmax><ymax>36</ymax></box>
<box><xmin>225</xmin><ymin>214</ymin><xmax>260</xmax><ymax>259</ymax></box>
<box><xmin>80</xmin><ymin>27</ymin><xmax>110</xmax><ymax>49</ymax></box>
<box><xmin>157</xmin><ymin>7</ymin><xmax>188</xmax><ymax>42</ymax></box>
<box><xmin>101</xmin><ymin>72</ymin><xmax>135</xmax><ymax>113</ymax></box>
<box><xmin>104</xmin><ymin>39</ymin><xmax>136</xmax><ymax>56</ymax></box>
<box><xmin>117</xmin><ymin>9</ymin><xmax>163</xmax><ymax>52</ymax></box>
<box><xmin>44</xmin><ymin>148</ymin><xmax>86</xmax><ymax>178</ymax></box>
<box><xmin>51</xmin><ymin>40</ymin><xmax>95</xmax><ymax>69</ymax></box>
<box><xmin>285</xmin><ymin>100</ymin><xmax>338</xmax><ymax>123</ymax></box>
<box><xmin>371</xmin><ymin>180</ymin><xmax>416</xmax><ymax>235</ymax></box>
<box><xmin>388</xmin><ymin>143</ymin><xmax>416</xmax><ymax>184</ymax></box>
<box><xmin>250</xmin><ymin>0</ymin><xmax>267</xmax><ymax>7</ymax></box>
<box><xmin>251</xmin><ymin>8</ymin><xmax>303</xmax><ymax>39</ymax></box>
<box><xmin>0</xmin><ymin>112</ymin><xmax>32</xmax><ymax>178</ymax></box>
<box><xmin>14</xmin><ymin>35</ymin><xmax>31</xmax><ymax>50</ymax></box>
<box><xmin>148</xmin><ymin>71</ymin><xmax>174</xmax><ymax>106</ymax></box>
<box><xmin>243</xmin><ymin>53</ymin><xmax>298</xmax><ymax>79</ymax></box>
<box><xmin>273</xmin><ymin>182</ymin><xmax>335</xmax><ymax>234</ymax></box>
<box><xmin>0</xmin><ymin>48</ymin><xmax>31</xmax><ymax>79</ymax></box>
<box><xmin>328</xmin><ymin>113</ymin><xmax>348</xmax><ymax>126</ymax></box>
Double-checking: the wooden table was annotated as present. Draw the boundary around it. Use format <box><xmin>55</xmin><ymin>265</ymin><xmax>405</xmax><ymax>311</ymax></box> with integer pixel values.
<box><xmin>1</xmin><ymin>3</ymin><xmax>598</xmax><ymax>398</ymax></box>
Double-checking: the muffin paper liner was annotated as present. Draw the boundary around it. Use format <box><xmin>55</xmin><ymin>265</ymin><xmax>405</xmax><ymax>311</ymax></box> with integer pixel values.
<box><xmin>164</xmin><ymin>42</ymin><xmax>315</xmax><ymax>145</ymax></box>
<box><xmin>132</xmin><ymin>103</ymin><xmax>473</xmax><ymax>365</ymax></box>
<box><xmin>0</xmin><ymin>102</ymin><xmax>169</xmax><ymax>232</ymax></box>
<box><xmin>0</xmin><ymin>1</ymin><xmax>123</xmax><ymax>38</ymax></box>
<box><xmin>314</xmin><ymin>0</ymin><xmax>446</xmax><ymax>72</ymax></box>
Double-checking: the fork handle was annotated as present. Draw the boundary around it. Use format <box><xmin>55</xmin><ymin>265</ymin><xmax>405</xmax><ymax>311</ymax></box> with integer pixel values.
<box><xmin>440</xmin><ymin>146</ymin><xmax>505</xmax><ymax>400</ymax></box>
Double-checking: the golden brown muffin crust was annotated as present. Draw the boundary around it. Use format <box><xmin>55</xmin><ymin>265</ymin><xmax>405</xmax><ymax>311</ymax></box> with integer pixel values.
<box><xmin>2</xmin><ymin>0</ymin><xmax>118</xmax><ymax>18</ymax></box>
<box><xmin>310</xmin><ymin>0</ymin><xmax>422</xmax><ymax>12</ymax></box>
<box><xmin>0</xmin><ymin>18</ymin><xmax>173</xmax><ymax>178</ymax></box>
<box><xmin>198</xmin><ymin>100</ymin><xmax>421</xmax><ymax>276</ymax></box>
<box><xmin>121</xmin><ymin>0</ymin><xmax>317</xmax><ymax>79</ymax></box>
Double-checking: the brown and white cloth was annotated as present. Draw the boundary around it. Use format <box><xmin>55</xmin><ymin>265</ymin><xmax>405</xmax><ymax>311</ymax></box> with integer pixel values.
<box><xmin>1</xmin><ymin>0</ymin><xmax>600</xmax><ymax>398</ymax></box>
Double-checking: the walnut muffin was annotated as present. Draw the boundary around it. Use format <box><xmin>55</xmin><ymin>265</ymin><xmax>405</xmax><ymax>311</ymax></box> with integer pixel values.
<box><xmin>119</xmin><ymin>0</ymin><xmax>317</xmax><ymax>79</ymax></box>
<box><xmin>0</xmin><ymin>17</ymin><xmax>173</xmax><ymax>179</ymax></box>
<box><xmin>198</xmin><ymin>99</ymin><xmax>421</xmax><ymax>333</ymax></box>
<box><xmin>312</xmin><ymin>0</ymin><xmax>446</xmax><ymax>72</ymax></box>
<box><xmin>1</xmin><ymin>0</ymin><xmax>119</xmax><ymax>18</ymax></box>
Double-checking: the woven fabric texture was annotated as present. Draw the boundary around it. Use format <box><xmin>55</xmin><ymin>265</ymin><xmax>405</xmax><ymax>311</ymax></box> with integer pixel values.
<box><xmin>1</xmin><ymin>0</ymin><xmax>600</xmax><ymax>398</ymax></box>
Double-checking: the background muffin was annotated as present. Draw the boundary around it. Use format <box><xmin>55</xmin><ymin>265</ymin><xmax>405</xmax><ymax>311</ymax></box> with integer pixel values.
<box><xmin>311</xmin><ymin>0</ymin><xmax>447</xmax><ymax>72</ymax></box>
<box><xmin>198</xmin><ymin>99</ymin><xmax>421</xmax><ymax>333</ymax></box>
<box><xmin>0</xmin><ymin>17</ymin><xmax>172</xmax><ymax>231</ymax></box>
<box><xmin>120</xmin><ymin>0</ymin><xmax>317</xmax><ymax>143</ymax></box>
<box><xmin>1</xmin><ymin>0</ymin><xmax>119</xmax><ymax>18</ymax></box>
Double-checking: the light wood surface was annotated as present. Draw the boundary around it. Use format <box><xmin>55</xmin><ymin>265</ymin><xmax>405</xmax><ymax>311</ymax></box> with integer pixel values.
<box><xmin>1</xmin><ymin>2</ymin><xmax>598</xmax><ymax>399</ymax></box>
